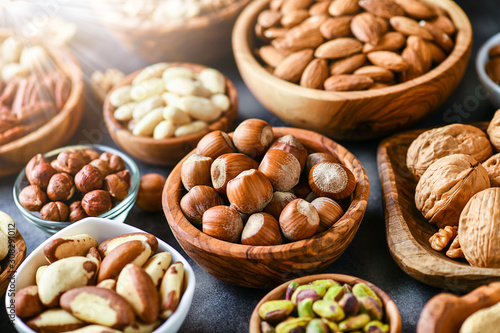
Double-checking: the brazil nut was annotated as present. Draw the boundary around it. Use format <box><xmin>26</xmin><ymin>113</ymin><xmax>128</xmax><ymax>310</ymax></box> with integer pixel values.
<box><xmin>43</xmin><ymin>233</ymin><xmax>98</xmax><ymax>263</ymax></box>
<box><xmin>97</xmin><ymin>240</ymin><xmax>151</xmax><ymax>282</ymax></box>
<box><xmin>97</xmin><ymin>232</ymin><xmax>158</xmax><ymax>257</ymax></box>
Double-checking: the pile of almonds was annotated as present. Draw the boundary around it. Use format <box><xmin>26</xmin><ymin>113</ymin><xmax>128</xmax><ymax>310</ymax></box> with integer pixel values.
<box><xmin>15</xmin><ymin>232</ymin><xmax>186</xmax><ymax>332</ymax></box>
<box><xmin>18</xmin><ymin>148</ymin><xmax>131</xmax><ymax>222</ymax></box>
<box><xmin>179</xmin><ymin>118</ymin><xmax>356</xmax><ymax>245</ymax></box>
<box><xmin>0</xmin><ymin>35</ymin><xmax>71</xmax><ymax>145</ymax></box>
<box><xmin>485</xmin><ymin>43</ymin><xmax>500</xmax><ymax>84</ymax></box>
<box><xmin>255</xmin><ymin>0</ymin><xmax>457</xmax><ymax>91</ymax></box>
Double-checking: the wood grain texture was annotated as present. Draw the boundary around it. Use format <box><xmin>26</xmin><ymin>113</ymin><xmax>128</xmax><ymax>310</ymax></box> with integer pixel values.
<box><xmin>377</xmin><ymin>122</ymin><xmax>500</xmax><ymax>292</ymax></box>
<box><xmin>91</xmin><ymin>0</ymin><xmax>251</xmax><ymax>64</ymax></box>
<box><xmin>248</xmin><ymin>273</ymin><xmax>401</xmax><ymax>333</ymax></box>
<box><xmin>417</xmin><ymin>282</ymin><xmax>500</xmax><ymax>333</ymax></box>
<box><xmin>0</xmin><ymin>231</ymin><xmax>26</xmax><ymax>296</ymax></box>
<box><xmin>232</xmin><ymin>0</ymin><xmax>472</xmax><ymax>140</ymax></box>
<box><xmin>103</xmin><ymin>62</ymin><xmax>238</xmax><ymax>166</ymax></box>
<box><xmin>163</xmin><ymin>127</ymin><xmax>369</xmax><ymax>288</ymax></box>
<box><xmin>0</xmin><ymin>30</ymin><xmax>85</xmax><ymax>178</ymax></box>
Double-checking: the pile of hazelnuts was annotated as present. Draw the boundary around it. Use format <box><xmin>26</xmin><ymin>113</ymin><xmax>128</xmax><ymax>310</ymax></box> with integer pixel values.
<box><xmin>179</xmin><ymin>118</ymin><xmax>356</xmax><ymax>245</ymax></box>
<box><xmin>18</xmin><ymin>148</ymin><xmax>131</xmax><ymax>222</ymax></box>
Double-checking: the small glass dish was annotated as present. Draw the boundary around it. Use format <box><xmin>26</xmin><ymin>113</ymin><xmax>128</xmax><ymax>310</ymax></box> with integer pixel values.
<box><xmin>476</xmin><ymin>31</ymin><xmax>500</xmax><ymax>108</ymax></box>
<box><xmin>13</xmin><ymin>144</ymin><xmax>140</xmax><ymax>233</ymax></box>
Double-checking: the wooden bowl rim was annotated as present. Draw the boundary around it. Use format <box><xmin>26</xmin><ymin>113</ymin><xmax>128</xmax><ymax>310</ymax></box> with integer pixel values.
<box><xmin>248</xmin><ymin>273</ymin><xmax>402</xmax><ymax>333</ymax></box>
<box><xmin>0</xmin><ymin>230</ymin><xmax>26</xmax><ymax>295</ymax></box>
<box><xmin>232</xmin><ymin>0</ymin><xmax>472</xmax><ymax>100</ymax></box>
<box><xmin>163</xmin><ymin>127</ymin><xmax>370</xmax><ymax>259</ymax></box>
<box><xmin>103</xmin><ymin>62</ymin><xmax>239</xmax><ymax>149</ymax></box>
<box><xmin>0</xmin><ymin>29</ymin><xmax>84</xmax><ymax>154</ymax></box>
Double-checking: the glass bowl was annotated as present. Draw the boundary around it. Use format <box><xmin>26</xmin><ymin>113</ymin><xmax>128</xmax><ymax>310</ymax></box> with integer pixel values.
<box><xmin>13</xmin><ymin>144</ymin><xmax>139</xmax><ymax>233</ymax></box>
<box><xmin>476</xmin><ymin>31</ymin><xmax>500</xmax><ymax>108</ymax></box>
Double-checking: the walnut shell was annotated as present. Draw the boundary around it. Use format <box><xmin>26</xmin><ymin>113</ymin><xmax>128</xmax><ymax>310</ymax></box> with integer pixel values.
<box><xmin>459</xmin><ymin>188</ymin><xmax>500</xmax><ymax>268</ymax></box>
<box><xmin>415</xmin><ymin>154</ymin><xmax>490</xmax><ymax>228</ymax></box>
<box><xmin>482</xmin><ymin>153</ymin><xmax>500</xmax><ymax>187</ymax></box>
<box><xmin>487</xmin><ymin>109</ymin><xmax>500</xmax><ymax>151</ymax></box>
<box><xmin>407</xmin><ymin>124</ymin><xmax>492</xmax><ymax>179</ymax></box>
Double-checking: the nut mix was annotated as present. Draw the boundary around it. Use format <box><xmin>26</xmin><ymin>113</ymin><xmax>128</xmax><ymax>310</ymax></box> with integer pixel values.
<box><xmin>258</xmin><ymin>278</ymin><xmax>390</xmax><ymax>332</ymax></box>
<box><xmin>485</xmin><ymin>42</ymin><xmax>500</xmax><ymax>84</ymax></box>
<box><xmin>14</xmin><ymin>232</ymin><xmax>187</xmax><ymax>332</ymax></box>
<box><xmin>19</xmin><ymin>149</ymin><xmax>130</xmax><ymax>222</ymax></box>
<box><xmin>179</xmin><ymin>118</ymin><xmax>354</xmax><ymax>245</ymax></box>
<box><xmin>109</xmin><ymin>62</ymin><xmax>232</xmax><ymax>139</ymax></box>
<box><xmin>254</xmin><ymin>0</ymin><xmax>457</xmax><ymax>91</ymax></box>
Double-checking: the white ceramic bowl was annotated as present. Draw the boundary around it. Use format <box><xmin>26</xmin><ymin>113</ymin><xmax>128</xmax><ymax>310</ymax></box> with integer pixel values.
<box><xmin>5</xmin><ymin>218</ymin><xmax>196</xmax><ymax>333</ymax></box>
<box><xmin>476</xmin><ymin>31</ymin><xmax>500</xmax><ymax>108</ymax></box>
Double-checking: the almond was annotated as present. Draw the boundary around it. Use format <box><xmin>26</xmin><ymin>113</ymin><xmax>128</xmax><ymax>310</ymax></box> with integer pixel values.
<box><xmin>363</xmin><ymin>32</ymin><xmax>406</xmax><ymax>53</ymax></box>
<box><xmin>369</xmin><ymin>82</ymin><xmax>392</xmax><ymax>90</ymax></box>
<box><xmin>270</xmin><ymin>0</ymin><xmax>284</xmax><ymax>11</ymax></box>
<box><xmin>359</xmin><ymin>0</ymin><xmax>404</xmax><ymax>18</ymax></box>
<box><xmin>319</xmin><ymin>16</ymin><xmax>353</xmax><ymax>39</ymax></box>
<box><xmin>281</xmin><ymin>9</ymin><xmax>309</xmax><ymax>28</ymax></box>
<box><xmin>300</xmin><ymin>58</ymin><xmax>329</xmax><ymax>89</ymax></box>
<box><xmin>351</xmin><ymin>12</ymin><xmax>383</xmax><ymax>44</ymax></box>
<box><xmin>324</xmin><ymin>74</ymin><xmax>374</xmax><ymax>91</ymax></box>
<box><xmin>367</xmin><ymin>51</ymin><xmax>409</xmax><ymax>72</ymax></box>
<box><xmin>420</xmin><ymin>20</ymin><xmax>454</xmax><ymax>53</ymax></box>
<box><xmin>400</xmin><ymin>45</ymin><xmax>426</xmax><ymax>82</ymax></box>
<box><xmin>264</xmin><ymin>27</ymin><xmax>290</xmax><ymax>39</ymax></box>
<box><xmin>258</xmin><ymin>45</ymin><xmax>289</xmax><ymax>68</ymax></box>
<box><xmin>291</xmin><ymin>15</ymin><xmax>329</xmax><ymax>32</ymax></box>
<box><xmin>315</xmin><ymin>37</ymin><xmax>363</xmax><ymax>59</ymax></box>
<box><xmin>258</xmin><ymin>10</ymin><xmax>282</xmax><ymax>28</ymax></box>
<box><xmin>394</xmin><ymin>0</ymin><xmax>437</xmax><ymax>20</ymax></box>
<box><xmin>281</xmin><ymin>0</ymin><xmax>314</xmax><ymax>13</ymax></box>
<box><xmin>330</xmin><ymin>54</ymin><xmax>367</xmax><ymax>75</ymax></box>
<box><xmin>376</xmin><ymin>16</ymin><xmax>390</xmax><ymax>35</ymax></box>
<box><xmin>407</xmin><ymin>35</ymin><xmax>432</xmax><ymax>72</ymax></box>
<box><xmin>354</xmin><ymin>65</ymin><xmax>394</xmax><ymax>82</ymax></box>
<box><xmin>426</xmin><ymin>41</ymin><xmax>447</xmax><ymax>64</ymax></box>
<box><xmin>431</xmin><ymin>15</ymin><xmax>456</xmax><ymax>36</ymax></box>
<box><xmin>274</xmin><ymin>48</ymin><xmax>315</xmax><ymax>82</ymax></box>
<box><xmin>273</xmin><ymin>28</ymin><xmax>324</xmax><ymax>52</ymax></box>
<box><xmin>389</xmin><ymin>16</ymin><xmax>433</xmax><ymax>40</ymax></box>
<box><xmin>328</xmin><ymin>0</ymin><xmax>360</xmax><ymax>16</ymax></box>
<box><xmin>309</xmin><ymin>0</ymin><xmax>332</xmax><ymax>16</ymax></box>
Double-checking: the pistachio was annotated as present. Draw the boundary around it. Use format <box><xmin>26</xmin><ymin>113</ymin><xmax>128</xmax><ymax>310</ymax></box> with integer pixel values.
<box><xmin>259</xmin><ymin>300</ymin><xmax>295</xmax><ymax>322</ymax></box>
<box><xmin>261</xmin><ymin>320</ymin><xmax>276</xmax><ymax>333</ymax></box>
<box><xmin>275</xmin><ymin>317</ymin><xmax>311</xmax><ymax>333</ymax></box>
<box><xmin>339</xmin><ymin>292</ymin><xmax>359</xmax><ymax>316</ymax></box>
<box><xmin>291</xmin><ymin>285</ymin><xmax>327</xmax><ymax>304</ymax></box>
<box><xmin>312</xmin><ymin>300</ymin><xmax>345</xmax><ymax>322</ymax></box>
<box><xmin>364</xmin><ymin>320</ymin><xmax>389</xmax><ymax>333</ymax></box>
<box><xmin>298</xmin><ymin>298</ymin><xmax>315</xmax><ymax>318</ymax></box>
<box><xmin>321</xmin><ymin>318</ymin><xmax>340</xmax><ymax>331</ymax></box>
<box><xmin>357</xmin><ymin>296</ymin><xmax>383</xmax><ymax>320</ymax></box>
<box><xmin>323</xmin><ymin>285</ymin><xmax>345</xmax><ymax>302</ymax></box>
<box><xmin>306</xmin><ymin>318</ymin><xmax>330</xmax><ymax>333</ymax></box>
<box><xmin>352</xmin><ymin>283</ymin><xmax>383</xmax><ymax>308</ymax></box>
<box><xmin>311</xmin><ymin>279</ymin><xmax>340</xmax><ymax>290</ymax></box>
<box><xmin>339</xmin><ymin>314</ymin><xmax>371</xmax><ymax>331</ymax></box>
<box><xmin>286</xmin><ymin>281</ymin><xmax>300</xmax><ymax>300</ymax></box>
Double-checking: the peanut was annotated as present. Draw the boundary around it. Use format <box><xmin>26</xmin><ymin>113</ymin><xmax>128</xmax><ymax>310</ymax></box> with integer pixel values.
<box><xmin>153</xmin><ymin>120</ymin><xmax>175</xmax><ymax>140</ymax></box>
<box><xmin>130</xmin><ymin>78</ymin><xmax>165</xmax><ymax>102</ymax></box>
<box><xmin>113</xmin><ymin>102</ymin><xmax>138</xmax><ymax>121</ymax></box>
<box><xmin>198</xmin><ymin>68</ymin><xmax>226</xmax><ymax>94</ymax></box>
<box><xmin>132</xmin><ymin>107</ymin><xmax>164</xmax><ymax>137</ymax></box>
<box><xmin>175</xmin><ymin>120</ymin><xmax>208</xmax><ymax>137</ymax></box>
<box><xmin>178</xmin><ymin>96</ymin><xmax>222</xmax><ymax>122</ymax></box>
<box><xmin>133</xmin><ymin>62</ymin><xmax>170</xmax><ymax>85</ymax></box>
<box><xmin>162</xmin><ymin>66</ymin><xmax>195</xmax><ymax>81</ymax></box>
<box><xmin>110</xmin><ymin>85</ymin><xmax>133</xmax><ymax>108</ymax></box>
<box><xmin>132</xmin><ymin>95</ymin><xmax>164</xmax><ymax>120</ymax></box>
<box><xmin>162</xmin><ymin>106</ymin><xmax>191</xmax><ymax>125</ymax></box>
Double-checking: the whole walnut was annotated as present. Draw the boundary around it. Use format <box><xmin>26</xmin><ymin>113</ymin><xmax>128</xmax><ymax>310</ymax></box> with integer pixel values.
<box><xmin>415</xmin><ymin>154</ymin><xmax>490</xmax><ymax>228</ymax></box>
<box><xmin>407</xmin><ymin>124</ymin><xmax>492</xmax><ymax>179</ymax></box>
<box><xmin>487</xmin><ymin>108</ymin><xmax>500</xmax><ymax>151</ymax></box>
<box><xmin>482</xmin><ymin>153</ymin><xmax>500</xmax><ymax>187</ymax></box>
<box><xmin>459</xmin><ymin>188</ymin><xmax>500</xmax><ymax>268</ymax></box>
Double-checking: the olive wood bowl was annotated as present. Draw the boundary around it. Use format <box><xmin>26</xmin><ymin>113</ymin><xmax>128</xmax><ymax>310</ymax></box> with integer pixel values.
<box><xmin>0</xmin><ymin>30</ymin><xmax>84</xmax><ymax>177</ymax></box>
<box><xmin>0</xmin><ymin>231</ymin><xmax>26</xmax><ymax>296</ymax></box>
<box><xmin>377</xmin><ymin>122</ymin><xmax>500</xmax><ymax>292</ymax></box>
<box><xmin>232</xmin><ymin>0</ymin><xmax>472</xmax><ymax>141</ymax></box>
<box><xmin>163</xmin><ymin>127</ymin><xmax>370</xmax><ymax>288</ymax></box>
<box><xmin>249</xmin><ymin>273</ymin><xmax>401</xmax><ymax>333</ymax></box>
<box><xmin>103</xmin><ymin>62</ymin><xmax>238</xmax><ymax>166</ymax></box>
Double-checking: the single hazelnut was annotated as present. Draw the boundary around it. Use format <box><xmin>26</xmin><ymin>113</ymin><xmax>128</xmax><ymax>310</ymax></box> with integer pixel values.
<box><xmin>55</xmin><ymin>150</ymin><xmax>86</xmax><ymax>175</ymax></box>
<box><xmin>264</xmin><ymin>191</ymin><xmax>298</xmax><ymax>220</ymax></box>
<box><xmin>89</xmin><ymin>159</ymin><xmax>112</xmax><ymax>177</ymax></box>
<box><xmin>28</xmin><ymin>163</ymin><xmax>57</xmax><ymax>190</ymax></box>
<box><xmin>74</xmin><ymin>165</ymin><xmax>104</xmax><ymax>193</ymax></box>
<box><xmin>46</xmin><ymin>173</ymin><xmax>75</xmax><ymax>202</ymax></box>
<box><xmin>269</xmin><ymin>135</ymin><xmax>307</xmax><ymax>171</ymax></box>
<box><xmin>104</xmin><ymin>174</ymin><xmax>129</xmax><ymax>201</ymax></box>
<box><xmin>232</xmin><ymin>119</ymin><xmax>274</xmax><ymax>158</ymax></box>
<box><xmin>19</xmin><ymin>185</ymin><xmax>47</xmax><ymax>211</ymax></box>
<box><xmin>69</xmin><ymin>201</ymin><xmax>88</xmax><ymax>222</ymax></box>
<box><xmin>241</xmin><ymin>212</ymin><xmax>282</xmax><ymax>246</ymax></box>
<box><xmin>196</xmin><ymin>130</ymin><xmax>236</xmax><ymax>159</ymax></box>
<box><xmin>308</xmin><ymin>162</ymin><xmax>356</xmax><ymax>200</ymax></box>
<box><xmin>211</xmin><ymin>153</ymin><xmax>259</xmax><ymax>194</ymax></box>
<box><xmin>82</xmin><ymin>190</ymin><xmax>113</xmax><ymax>217</ymax></box>
<box><xmin>226</xmin><ymin>169</ymin><xmax>273</xmax><ymax>214</ymax></box>
<box><xmin>293</xmin><ymin>181</ymin><xmax>312</xmax><ymax>199</ymax></box>
<box><xmin>279</xmin><ymin>198</ymin><xmax>320</xmax><ymax>241</ymax></box>
<box><xmin>181</xmin><ymin>154</ymin><xmax>213</xmax><ymax>191</ymax></box>
<box><xmin>202</xmin><ymin>205</ymin><xmax>243</xmax><ymax>243</ymax></box>
<box><xmin>100</xmin><ymin>152</ymin><xmax>125</xmax><ymax>173</ymax></box>
<box><xmin>82</xmin><ymin>149</ymin><xmax>100</xmax><ymax>163</ymax></box>
<box><xmin>259</xmin><ymin>149</ymin><xmax>301</xmax><ymax>191</ymax></box>
<box><xmin>305</xmin><ymin>152</ymin><xmax>340</xmax><ymax>175</ymax></box>
<box><xmin>26</xmin><ymin>154</ymin><xmax>49</xmax><ymax>184</ymax></box>
<box><xmin>40</xmin><ymin>202</ymin><xmax>69</xmax><ymax>222</ymax></box>
<box><xmin>136</xmin><ymin>173</ymin><xmax>166</xmax><ymax>212</ymax></box>
<box><xmin>116</xmin><ymin>170</ymin><xmax>131</xmax><ymax>187</ymax></box>
<box><xmin>311</xmin><ymin>197</ymin><xmax>344</xmax><ymax>233</ymax></box>
<box><xmin>180</xmin><ymin>185</ymin><xmax>224</xmax><ymax>226</ymax></box>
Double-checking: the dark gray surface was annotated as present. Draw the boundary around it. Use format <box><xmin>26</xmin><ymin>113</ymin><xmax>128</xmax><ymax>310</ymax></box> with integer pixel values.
<box><xmin>0</xmin><ymin>1</ymin><xmax>499</xmax><ymax>332</ymax></box>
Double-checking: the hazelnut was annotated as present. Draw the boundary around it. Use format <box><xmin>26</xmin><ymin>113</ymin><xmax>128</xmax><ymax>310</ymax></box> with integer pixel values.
<box><xmin>28</xmin><ymin>163</ymin><xmax>56</xmax><ymax>189</ymax></box>
<box><xmin>305</xmin><ymin>153</ymin><xmax>340</xmax><ymax>175</ymax></box>
<box><xmin>100</xmin><ymin>152</ymin><xmax>125</xmax><ymax>173</ymax></box>
<box><xmin>181</xmin><ymin>154</ymin><xmax>213</xmax><ymax>191</ymax></box>
<box><xmin>308</xmin><ymin>162</ymin><xmax>356</xmax><ymax>200</ymax></box>
<box><xmin>89</xmin><ymin>159</ymin><xmax>112</xmax><ymax>177</ymax></box>
<box><xmin>263</xmin><ymin>191</ymin><xmax>298</xmax><ymax>220</ymax></box>
<box><xmin>202</xmin><ymin>205</ymin><xmax>243</xmax><ymax>243</ymax></box>
<box><xmin>82</xmin><ymin>190</ymin><xmax>113</xmax><ymax>217</ymax></box>
<box><xmin>55</xmin><ymin>150</ymin><xmax>86</xmax><ymax>175</ymax></box>
<box><xmin>82</xmin><ymin>149</ymin><xmax>100</xmax><ymax>163</ymax></box>
<box><xmin>311</xmin><ymin>197</ymin><xmax>344</xmax><ymax>233</ymax></box>
<box><xmin>196</xmin><ymin>130</ymin><xmax>236</xmax><ymax>159</ymax></box>
<box><xmin>116</xmin><ymin>170</ymin><xmax>131</xmax><ymax>187</ymax></box>
<box><xmin>226</xmin><ymin>169</ymin><xmax>273</xmax><ymax>214</ymax></box>
<box><xmin>241</xmin><ymin>212</ymin><xmax>282</xmax><ymax>246</ymax></box>
<box><xmin>46</xmin><ymin>173</ymin><xmax>75</xmax><ymax>202</ymax></box>
<box><xmin>269</xmin><ymin>135</ymin><xmax>307</xmax><ymax>170</ymax></box>
<box><xmin>26</xmin><ymin>154</ymin><xmax>49</xmax><ymax>184</ymax></box>
<box><xmin>180</xmin><ymin>185</ymin><xmax>224</xmax><ymax>226</ymax></box>
<box><xmin>259</xmin><ymin>149</ymin><xmax>301</xmax><ymax>191</ymax></box>
<box><xmin>104</xmin><ymin>174</ymin><xmax>129</xmax><ymax>201</ymax></box>
<box><xmin>293</xmin><ymin>181</ymin><xmax>312</xmax><ymax>199</ymax></box>
<box><xmin>19</xmin><ymin>185</ymin><xmax>47</xmax><ymax>211</ymax></box>
<box><xmin>136</xmin><ymin>173</ymin><xmax>166</xmax><ymax>212</ymax></box>
<box><xmin>40</xmin><ymin>202</ymin><xmax>69</xmax><ymax>222</ymax></box>
<box><xmin>69</xmin><ymin>201</ymin><xmax>88</xmax><ymax>222</ymax></box>
<box><xmin>211</xmin><ymin>153</ymin><xmax>259</xmax><ymax>194</ymax></box>
<box><xmin>232</xmin><ymin>119</ymin><xmax>273</xmax><ymax>158</ymax></box>
<box><xmin>75</xmin><ymin>165</ymin><xmax>104</xmax><ymax>193</ymax></box>
<box><xmin>279</xmin><ymin>198</ymin><xmax>320</xmax><ymax>241</ymax></box>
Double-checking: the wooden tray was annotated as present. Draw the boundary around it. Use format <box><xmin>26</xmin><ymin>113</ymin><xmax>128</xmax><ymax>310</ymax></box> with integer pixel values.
<box><xmin>0</xmin><ymin>231</ymin><xmax>26</xmax><ymax>296</ymax></box>
<box><xmin>377</xmin><ymin>122</ymin><xmax>500</xmax><ymax>292</ymax></box>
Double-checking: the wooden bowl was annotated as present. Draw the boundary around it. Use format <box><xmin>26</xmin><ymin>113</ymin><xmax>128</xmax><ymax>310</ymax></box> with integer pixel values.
<box><xmin>232</xmin><ymin>0</ymin><xmax>472</xmax><ymax>141</ymax></box>
<box><xmin>377</xmin><ymin>122</ymin><xmax>500</xmax><ymax>292</ymax></box>
<box><xmin>163</xmin><ymin>127</ymin><xmax>370</xmax><ymax>288</ymax></box>
<box><xmin>417</xmin><ymin>282</ymin><xmax>500</xmax><ymax>333</ymax></box>
<box><xmin>0</xmin><ymin>31</ymin><xmax>84</xmax><ymax>177</ymax></box>
<box><xmin>91</xmin><ymin>0</ymin><xmax>251</xmax><ymax>64</ymax></box>
<box><xmin>249</xmin><ymin>273</ymin><xmax>402</xmax><ymax>333</ymax></box>
<box><xmin>103</xmin><ymin>62</ymin><xmax>238</xmax><ymax>166</ymax></box>
<box><xmin>0</xmin><ymin>231</ymin><xmax>26</xmax><ymax>296</ymax></box>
